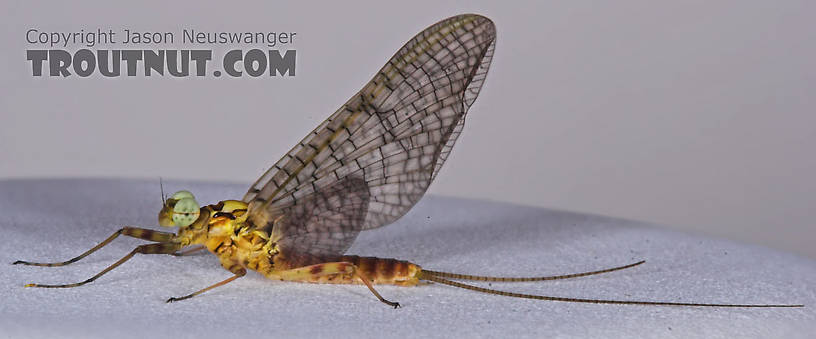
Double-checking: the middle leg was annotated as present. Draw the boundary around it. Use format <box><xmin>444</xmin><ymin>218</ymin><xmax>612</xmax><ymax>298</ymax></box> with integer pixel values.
<box><xmin>166</xmin><ymin>266</ymin><xmax>247</xmax><ymax>303</ymax></box>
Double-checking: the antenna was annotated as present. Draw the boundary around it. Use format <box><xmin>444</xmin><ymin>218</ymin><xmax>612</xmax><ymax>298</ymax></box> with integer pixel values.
<box><xmin>159</xmin><ymin>177</ymin><xmax>166</xmax><ymax>205</ymax></box>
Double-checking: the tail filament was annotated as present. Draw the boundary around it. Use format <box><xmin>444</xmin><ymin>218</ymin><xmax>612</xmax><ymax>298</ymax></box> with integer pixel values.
<box><xmin>418</xmin><ymin>261</ymin><xmax>803</xmax><ymax>308</ymax></box>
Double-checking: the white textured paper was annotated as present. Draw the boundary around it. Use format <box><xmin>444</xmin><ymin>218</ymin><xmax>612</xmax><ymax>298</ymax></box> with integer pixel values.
<box><xmin>1</xmin><ymin>179</ymin><xmax>813</xmax><ymax>338</ymax></box>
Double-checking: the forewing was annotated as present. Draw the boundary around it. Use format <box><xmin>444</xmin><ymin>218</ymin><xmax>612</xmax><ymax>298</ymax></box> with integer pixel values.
<box><xmin>261</xmin><ymin>176</ymin><xmax>370</xmax><ymax>256</ymax></box>
<box><xmin>245</xmin><ymin>14</ymin><xmax>496</xmax><ymax>244</ymax></box>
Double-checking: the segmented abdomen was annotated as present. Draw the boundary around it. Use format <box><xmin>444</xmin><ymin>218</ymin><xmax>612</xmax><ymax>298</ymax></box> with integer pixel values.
<box><xmin>268</xmin><ymin>252</ymin><xmax>422</xmax><ymax>286</ymax></box>
<box><xmin>334</xmin><ymin>255</ymin><xmax>421</xmax><ymax>286</ymax></box>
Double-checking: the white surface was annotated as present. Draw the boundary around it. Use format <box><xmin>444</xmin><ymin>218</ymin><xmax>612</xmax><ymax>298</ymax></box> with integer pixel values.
<box><xmin>1</xmin><ymin>1</ymin><xmax>815</xmax><ymax>260</ymax></box>
<box><xmin>1</xmin><ymin>179</ymin><xmax>813</xmax><ymax>338</ymax></box>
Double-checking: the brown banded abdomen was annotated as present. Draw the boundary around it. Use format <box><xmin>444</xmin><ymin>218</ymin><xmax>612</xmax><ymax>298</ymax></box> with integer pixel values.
<box><xmin>274</xmin><ymin>254</ymin><xmax>421</xmax><ymax>286</ymax></box>
<box><xmin>334</xmin><ymin>255</ymin><xmax>420</xmax><ymax>286</ymax></box>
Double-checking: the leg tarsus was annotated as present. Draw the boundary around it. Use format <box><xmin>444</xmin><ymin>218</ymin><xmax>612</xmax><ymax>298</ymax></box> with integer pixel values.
<box><xmin>166</xmin><ymin>269</ymin><xmax>246</xmax><ymax>303</ymax></box>
<box><xmin>352</xmin><ymin>267</ymin><xmax>401</xmax><ymax>308</ymax></box>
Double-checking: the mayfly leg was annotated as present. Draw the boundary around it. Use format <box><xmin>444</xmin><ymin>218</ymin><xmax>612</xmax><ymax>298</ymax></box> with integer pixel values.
<box><xmin>273</xmin><ymin>262</ymin><xmax>401</xmax><ymax>308</ymax></box>
<box><xmin>170</xmin><ymin>245</ymin><xmax>207</xmax><ymax>257</ymax></box>
<box><xmin>24</xmin><ymin>242</ymin><xmax>181</xmax><ymax>288</ymax></box>
<box><xmin>354</xmin><ymin>269</ymin><xmax>401</xmax><ymax>308</ymax></box>
<box><xmin>420</xmin><ymin>260</ymin><xmax>646</xmax><ymax>282</ymax></box>
<box><xmin>13</xmin><ymin>227</ymin><xmax>176</xmax><ymax>267</ymax></box>
<box><xmin>167</xmin><ymin>267</ymin><xmax>247</xmax><ymax>303</ymax></box>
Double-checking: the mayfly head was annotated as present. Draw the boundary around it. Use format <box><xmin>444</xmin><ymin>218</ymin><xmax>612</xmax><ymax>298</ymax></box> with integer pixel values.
<box><xmin>158</xmin><ymin>190</ymin><xmax>201</xmax><ymax>227</ymax></box>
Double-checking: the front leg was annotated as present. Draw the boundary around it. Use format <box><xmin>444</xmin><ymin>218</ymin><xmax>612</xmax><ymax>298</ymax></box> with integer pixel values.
<box><xmin>271</xmin><ymin>262</ymin><xmax>400</xmax><ymax>308</ymax></box>
<box><xmin>13</xmin><ymin>227</ymin><xmax>176</xmax><ymax>267</ymax></box>
<box><xmin>24</xmin><ymin>242</ymin><xmax>182</xmax><ymax>288</ymax></box>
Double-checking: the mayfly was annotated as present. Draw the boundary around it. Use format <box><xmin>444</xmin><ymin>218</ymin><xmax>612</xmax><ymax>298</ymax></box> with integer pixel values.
<box><xmin>15</xmin><ymin>14</ymin><xmax>801</xmax><ymax>309</ymax></box>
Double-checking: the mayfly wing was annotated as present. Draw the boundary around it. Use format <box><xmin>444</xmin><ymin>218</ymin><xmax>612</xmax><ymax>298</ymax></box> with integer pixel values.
<box><xmin>244</xmin><ymin>14</ymin><xmax>496</xmax><ymax>255</ymax></box>
<box><xmin>268</xmin><ymin>176</ymin><xmax>370</xmax><ymax>259</ymax></box>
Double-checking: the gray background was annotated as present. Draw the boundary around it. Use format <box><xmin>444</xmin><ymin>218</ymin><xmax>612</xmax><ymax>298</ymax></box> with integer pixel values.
<box><xmin>1</xmin><ymin>1</ymin><xmax>814</xmax><ymax>259</ymax></box>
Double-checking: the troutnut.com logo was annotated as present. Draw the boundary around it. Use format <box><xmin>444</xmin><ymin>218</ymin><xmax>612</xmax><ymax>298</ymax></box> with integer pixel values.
<box><xmin>26</xmin><ymin>28</ymin><xmax>297</xmax><ymax>78</ymax></box>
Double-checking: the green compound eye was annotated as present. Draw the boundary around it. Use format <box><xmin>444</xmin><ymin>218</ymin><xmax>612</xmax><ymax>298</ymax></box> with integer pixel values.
<box><xmin>172</xmin><ymin>197</ymin><xmax>200</xmax><ymax>227</ymax></box>
<box><xmin>171</xmin><ymin>190</ymin><xmax>196</xmax><ymax>201</ymax></box>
